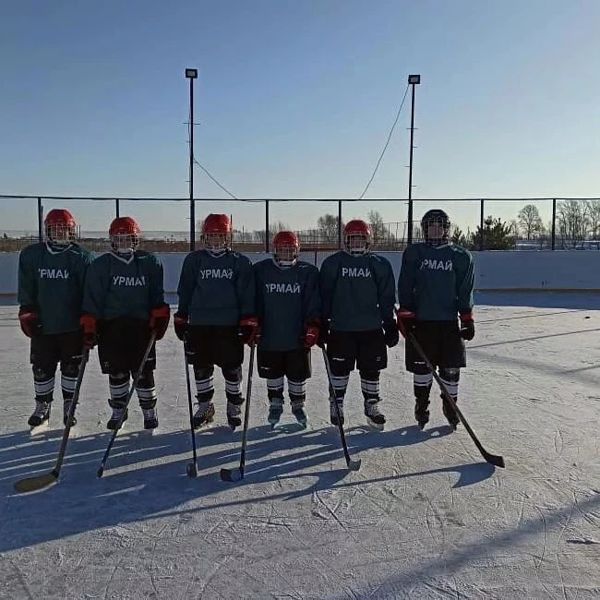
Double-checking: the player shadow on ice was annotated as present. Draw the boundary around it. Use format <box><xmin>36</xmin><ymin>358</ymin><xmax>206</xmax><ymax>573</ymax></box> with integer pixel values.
<box><xmin>0</xmin><ymin>421</ymin><xmax>494</xmax><ymax>554</ymax></box>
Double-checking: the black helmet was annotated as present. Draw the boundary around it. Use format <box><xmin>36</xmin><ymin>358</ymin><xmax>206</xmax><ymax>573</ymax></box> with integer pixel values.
<box><xmin>421</xmin><ymin>209</ymin><xmax>450</xmax><ymax>245</ymax></box>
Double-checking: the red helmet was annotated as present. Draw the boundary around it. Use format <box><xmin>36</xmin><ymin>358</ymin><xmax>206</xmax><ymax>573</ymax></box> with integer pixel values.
<box><xmin>109</xmin><ymin>216</ymin><xmax>140</xmax><ymax>237</ymax></box>
<box><xmin>44</xmin><ymin>209</ymin><xmax>77</xmax><ymax>245</ymax></box>
<box><xmin>344</xmin><ymin>219</ymin><xmax>371</xmax><ymax>255</ymax></box>
<box><xmin>273</xmin><ymin>231</ymin><xmax>300</xmax><ymax>267</ymax></box>
<box><xmin>202</xmin><ymin>214</ymin><xmax>231</xmax><ymax>235</ymax></box>
<box><xmin>109</xmin><ymin>216</ymin><xmax>141</xmax><ymax>254</ymax></box>
<box><xmin>202</xmin><ymin>214</ymin><xmax>231</xmax><ymax>253</ymax></box>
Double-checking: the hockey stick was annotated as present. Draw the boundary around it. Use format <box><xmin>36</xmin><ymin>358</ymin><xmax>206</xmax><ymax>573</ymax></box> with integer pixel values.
<box><xmin>220</xmin><ymin>342</ymin><xmax>256</xmax><ymax>482</ymax></box>
<box><xmin>97</xmin><ymin>332</ymin><xmax>157</xmax><ymax>478</ymax></box>
<box><xmin>14</xmin><ymin>348</ymin><xmax>90</xmax><ymax>493</ymax></box>
<box><xmin>408</xmin><ymin>332</ymin><xmax>505</xmax><ymax>468</ymax></box>
<box><xmin>321</xmin><ymin>347</ymin><xmax>361</xmax><ymax>471</ymax></box>
<box><xmin>183</xmin><ymin>343</ymin><xmax>199</xmax><ymax>478</ymax></box>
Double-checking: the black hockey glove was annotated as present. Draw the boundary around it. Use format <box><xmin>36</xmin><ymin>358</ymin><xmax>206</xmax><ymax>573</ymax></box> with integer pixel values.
<box><xmin>383</xmin><ymin>320</ymin><xmax>399</xmax><ymax>348</ymax></box>
<box><xmin>317</xmin><ymin>321</ymin><xmax>330</xmax><ymax>348</ymax></box>
<box><xmin>459</xmin><ymin>313</ymin><xmax>475</xmax><ymax>341</ymax></box>
<box><xmin>173</xmin><ymin>312</ymin><xmax>189</xmax><ymax>341</ymax></box>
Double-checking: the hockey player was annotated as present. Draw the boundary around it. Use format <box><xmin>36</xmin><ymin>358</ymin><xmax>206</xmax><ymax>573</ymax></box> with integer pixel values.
<box><xmin>18</xmin><ymin>209</ymin><xmax>93</xmax><ymax>428</ymax></box>
<box><xmin>81</xmin><ymin>216</ymin><xmax>170</xmax><ymax>430</ymax></box>
<box><xmin>174</xmin><ymin>214</ymin><xmax>257</xmax><ymax>430</ymax></box>
<box><xmin>254</xmin><ymin>231</ymin><xmax>320</xmax><ymax>428</ymax></box>
<box><xmin>319</xmin><ymin>219</ymin><xmax>398</xmax><ymax>430</ymax></box>
<box><xmin>397</xmin><ymin>209</ymin><xmax>474</xmax><ymax>430</ymax></box>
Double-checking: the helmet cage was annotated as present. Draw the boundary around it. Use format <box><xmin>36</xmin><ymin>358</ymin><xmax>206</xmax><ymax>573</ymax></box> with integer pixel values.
<box><xmin>203</xmin><ymin>232</ymin><xmax>230</xmax><ymax>254</ymax></box>
<box><xmin>46</xmin><ymin>222</ymin><xmax>76</xmax><ymax>246</ymax></box>
<box><xmin>274</xmin><ymin>242</ymin><xmax>298</xmax><ymax>267</ymax></box>
<box><xmin>421</xmin><ymin>211</ymin><xmax>450</xmax><ymax>246</ymax></box>
<box><xmin>110</xmin><ymin>232</ymin><xmax>139</xmax><ymax>254</ymax></box>
<box><xmin>344</xmin><ymin>232</ymin><xmax>370</xmax><ymax>256</ymax></box>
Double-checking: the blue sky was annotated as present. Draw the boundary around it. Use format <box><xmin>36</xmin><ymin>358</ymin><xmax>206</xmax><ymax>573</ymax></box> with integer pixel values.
<box><xmin>1</xmin><ymin>0</ymin><xmax>599</xmax><ymax>234</ymax></box>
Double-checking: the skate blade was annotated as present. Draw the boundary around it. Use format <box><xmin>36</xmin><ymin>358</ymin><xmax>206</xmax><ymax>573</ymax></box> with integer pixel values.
<box><xmin>193</xmin><ymin>417</ymin><xmax>215</xmax><ymax>431</ymax></box>
<box><xmin>366</xmin><ymin>417</ymin><xmax>385</xmax><ymax>431</ymax></box>
<box><xmin>29</xmin><ymin>421</ymin><xmax>51</xmax><ymax>436</ymax></box>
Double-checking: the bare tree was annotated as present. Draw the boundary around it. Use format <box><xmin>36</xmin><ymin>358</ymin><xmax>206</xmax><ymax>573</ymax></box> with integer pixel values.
<box><xmin>557</xmin><ymin>200</ymin><xmax>588</xmax><ymax>248</ymax></box>
<box><xmin>517</xmin><ymin>205</ymin><xmax>543</xmax><ymax>240</ymax></box>
<box><xmin>367</xmin><ymin>210</ymin><xmax>386</xmax><ymax>243</ymax></box>
<box><xmin>317</xmin><ymin>214</ymin><xmax>343</xmax><ymax>243</ymax></box>
<box><xmin>586</xmin><ymin>200</ymin><xmax>600</xmax><ymax>239</ymax></box>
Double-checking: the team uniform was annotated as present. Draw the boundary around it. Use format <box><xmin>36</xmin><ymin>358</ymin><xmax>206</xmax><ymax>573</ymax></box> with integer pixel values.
<box><xmin>320</xmin><ymin>220</ymin><xmax>399</xmax><ymax>429</ymax></box>
<box><xmin>397</xmin><ymin>209</ymin><xmax>475</xmax><ymax>430</ymax></box>
<box><xmin>81</xmin><ymin>217</ymin><xmax>170</xmax><ymax>430</ymax></box>
<box><xmin>254</xmin><ymin>231</ymin><xmax>321</xmax><ymax>428</ymax></box>
<box><xmin>17</xmin><ymin>209</ymin><xmax>93</xmax><ymax>428</ymax></box>
<box><xmin>174</xmin><ymin>214</ymin><xmax>257</xmax><ymax>430</ymax></box>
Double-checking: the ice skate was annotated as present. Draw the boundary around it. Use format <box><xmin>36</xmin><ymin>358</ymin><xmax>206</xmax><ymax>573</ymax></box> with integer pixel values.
<box><xmin>442</xmin><ymin>396</ymin><xmax>459</xmax><ymax>431</ymax></box>
<box><xmin>267</xmin><ymin>398</ymin><xmax>284</xmax><ymax>428</ymax></box>
<box><xmin>291</xmin><ymin>401</ymin><xmax>307</xmax><ymax>429</ymax></box>
<box><xmin>365</xmin><ymin>400</ymin><xmax>385</xmax><ymax>431</ymax></box>
<box><xmin>415</xmin><ymin>400</ymin><xmax>430</xmax><ymax>430</ymax></box>
<box><xmin>106</xmin><ymin>407</ymin><xmax>128</xmax><ymax>430</ymax></box>
<box><xmin>192</xmin><ymin>400</ymin><xmax>215</xmax><ymax>429</ymax></box>
<box><xmin>227</xmin><ymin>399</ymin><xmax>243</xmax><ymax>430</ymax></box>
<box><xmin>142</xmin><ymin>407</ymin><xmax>158</xmax><ymax>430</ymax></box>
<box><xmin>28</xmin><ymin>400</ymin><xmax>51</xmax><ymax>429</ymax></box>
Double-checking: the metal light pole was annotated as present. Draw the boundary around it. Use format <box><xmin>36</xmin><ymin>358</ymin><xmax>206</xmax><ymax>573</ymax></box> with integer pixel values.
<box><xmin>407</xmin><ymin>74</ymin><xmax>420</xmax><ymax>245</ymax></box>
<box><xmin>185</xmin><ymin>68</ymin><xmax>198</xmax><ymax>251</ymax></box>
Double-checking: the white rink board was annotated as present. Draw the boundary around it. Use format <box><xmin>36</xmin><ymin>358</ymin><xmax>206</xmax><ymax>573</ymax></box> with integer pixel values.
<box><xmin>1</xmin><ymin>294</ymin><xmax>600</xmax><ymax>599</ymax></box>
<box><xmin>2</xmin><ymin>250</ymin><xmax>600</xmax><ymax>299</ymax></box>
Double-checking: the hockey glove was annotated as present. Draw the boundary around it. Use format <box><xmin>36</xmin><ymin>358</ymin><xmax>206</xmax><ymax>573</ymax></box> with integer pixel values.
<box><xmin>173</xmin><ymin>312</ymin><xmax>189</xmax><ymax>341</ymax></box>
<box><xmin>18</xmin><ymin>306</ymin><xmax>41</xmax><ymax>338</ymax></box>
<box><xmin>150</xmin><ymin>303</ymin><xmax>170</xmax><ymax>340</ymax></box>
<box><xmin>317</xmin><ymin>321</ymin><xmax>330</xmax><ymax>348</ymax></box>
<box><xmin>396</xmin><ymin>308</ymin><xmax>416</xmax><ymax>339</ymax></box>
<box><xmin>239</xmin><ymin>316</ymin><xmax>260</xmax><ymax>345</ymax></box>
<box><xmin>303</xmin><ymin>320</ymin><xmax>320</xmax><ymax>349</ymax></box>
<box><xmin>383</xmin><ymin>320</ymin><xmax>400</xmax><ymax>348</ymax></box>
<box><xmin>459</xmin><ymin>312</ymin><xmax>475</xmax><ymax>341</ymax></box>
<box><xmin>80</xmin><ymin>314</ymin><xmax>98</xmax><ymax>349</ymax></box>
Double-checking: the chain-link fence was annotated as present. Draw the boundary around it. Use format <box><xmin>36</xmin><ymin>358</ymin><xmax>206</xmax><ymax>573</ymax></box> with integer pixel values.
<box><xmin>2</xmin><ymin>195</ymin><xmax>600</xmax><ymax>252</ymax></box>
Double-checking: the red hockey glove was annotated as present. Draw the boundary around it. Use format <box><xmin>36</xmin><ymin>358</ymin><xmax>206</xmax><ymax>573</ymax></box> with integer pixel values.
<box><xmin>460</xmin><ymin>312</ymin><xmax>475</xmax><ymax>341</ymax></box>
<box><xmin>80</xmin><ymin>314</ymin><xmax>97</xmax><ymax>349</ymax></box>
<box><xmin>150</xmin><ymin>303</ymin><xmax>170</xmax><ymax>340</ymax></box>
<box><xmin>303</xmin><ymin>321</ymin><xmax>320</xmax><ymax>349</ymax></box>
<box><xmin>173</xmin><ymin>311</ymin><xmax>188</xmax><ymax>341</ymax></box>
<box><xmin>396</xmin><ymin>308</ymin><xmax>416</xmax><ymax>339</ymax></box>
<box><xmin>239</xmin><ymin>316</ymin><xmax>260</xmax><ymax>346</ymax></box>
<box><xmin>18</xmin><ymin>306</ymin><xmax>41</xmax><ymax>338</ymax></box>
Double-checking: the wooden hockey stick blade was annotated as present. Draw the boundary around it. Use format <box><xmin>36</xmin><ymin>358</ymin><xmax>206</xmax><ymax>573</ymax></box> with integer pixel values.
<box><xmin>220</xmin><ymin>467</ymin><xmax>243</xmax><ymax>482</ymax></box>
<box><xmin>14</xmin><ymin>469</ymin><xmax>59</xmax><ymax>494</ymax></box>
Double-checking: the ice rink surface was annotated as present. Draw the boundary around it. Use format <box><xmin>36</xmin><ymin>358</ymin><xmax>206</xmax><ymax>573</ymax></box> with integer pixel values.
<box><xmin>1</xmin><ymin>292</ymin><xmax>599</xmax><ymax>599</ymax></box>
